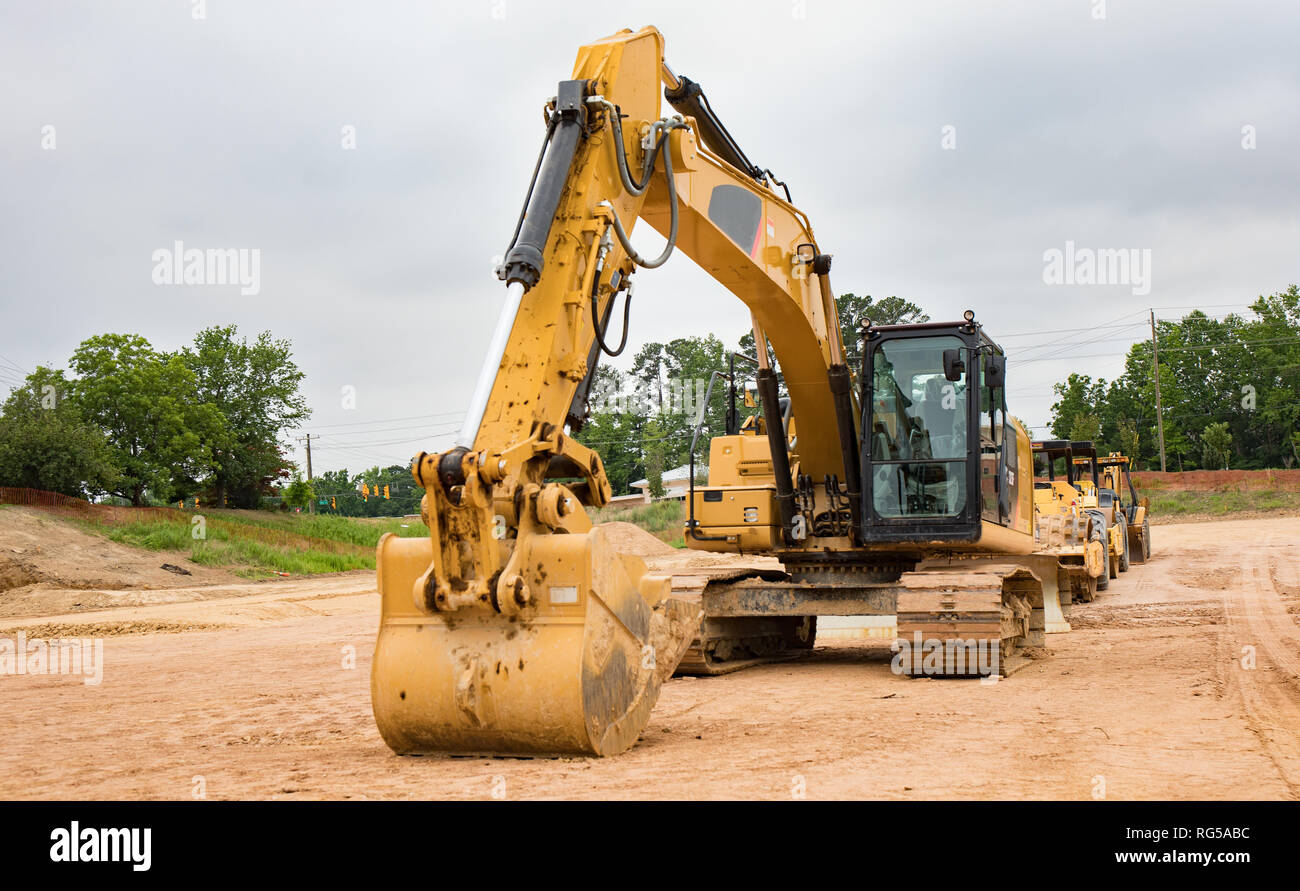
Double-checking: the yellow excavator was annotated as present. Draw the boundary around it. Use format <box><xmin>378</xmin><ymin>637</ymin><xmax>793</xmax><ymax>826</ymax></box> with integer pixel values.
<box><xmin>373</xmin><ymin>26</ymin><xmax>1081</xmax><ymax>758</ymax></box>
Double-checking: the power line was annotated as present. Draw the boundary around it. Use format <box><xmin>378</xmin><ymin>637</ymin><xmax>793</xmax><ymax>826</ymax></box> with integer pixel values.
<box><xmin>0</xmin><ymin>352</ymin><xmax>30</xmax><ymax>376</ymax></box>
<box><xmin>307</xmin><ymin>421</ymin><xmax>462</xmax><ymax>439</ymax></box>
<box><xmin>305</xmin><ymin>409</ymin><xmax>466</xmax><ymax>431</ymax></box>
<box><xmin>1011</xmin><ymin>309</ymin><xmax>1148</xmax><ymax>363</ymax></box>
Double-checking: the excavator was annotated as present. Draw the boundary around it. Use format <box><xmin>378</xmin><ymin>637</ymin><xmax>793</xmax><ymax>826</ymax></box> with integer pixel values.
<box><xmin>372</xmin><ymin>26</ymin><xmax>1083</xmax><ymax>758</ymax></box>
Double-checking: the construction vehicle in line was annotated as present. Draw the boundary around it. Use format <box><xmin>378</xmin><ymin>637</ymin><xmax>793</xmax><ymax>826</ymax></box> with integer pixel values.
<box><xmin>1032</xmin><ymin>440</ymin><xmax>1110</xmax><ymax>600</ymax></box>
<box><xmin>1070</xmin><ymin>443</ymin><xmax>1129</xmax><ymax>580</ymax></box>
<box><xmin>372</xmin><ymin>26</ymin><xmax>1093</xmax><ymax>758</ymax></box>
<box><xmin>1097</xmin><ymin>452</ymin><xmax>1152</xmax><ymax>563</ymax></box>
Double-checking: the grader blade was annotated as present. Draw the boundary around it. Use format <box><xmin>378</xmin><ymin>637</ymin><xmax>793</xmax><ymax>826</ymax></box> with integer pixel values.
<box><xmin>372</xmin><ymin>525</ymin><xmax>701</xmax><ymax>757</ymax></box>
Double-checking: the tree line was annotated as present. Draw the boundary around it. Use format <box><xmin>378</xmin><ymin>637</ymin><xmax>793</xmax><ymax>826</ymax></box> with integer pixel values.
<box><xmin>1048</xmin><ymin>285</ymin><xmax>1300</xmax><ymax>470</ymax></box>
<box><xmin>0</xmin><ymin>326</ymin><xmax>308</xmax><ymax>506</ymax></box>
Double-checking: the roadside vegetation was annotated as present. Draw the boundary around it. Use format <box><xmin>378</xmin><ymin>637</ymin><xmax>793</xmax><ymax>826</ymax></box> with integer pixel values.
<box><xmin>589</xmin><ymin>499</ymin><xmax>686</xmax><ymax>547</ymax></box>
<box><xmin>74</xmin><ymin>509</ymin><xmax>427</xmax><ymax>578</ymax></box>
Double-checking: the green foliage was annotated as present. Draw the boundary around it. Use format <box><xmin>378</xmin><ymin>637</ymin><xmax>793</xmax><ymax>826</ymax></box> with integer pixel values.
<box><xmin>833</xmin><ymin>293</ymin><xmax>930</xmax><ymax>369</ymax></box>
<box><xmin>0</xmin><ymin>328</ymin><xmax>311</xmax><ymax>507</ymax></box>
<box><xmin>589</xmin><ymin>498</ymin><xmax>686</xmax><ymax>547</ymax></box>
<box><xmin>67</xmin><ymin>333</ymin><xmax>226</xmax><ymax>505</ymax></box>
<box><xmin>643</xmin><ymin>416</ymin><xmax>667</xmax><ymax>499</ymax></box>
<box><xmin>1116</xmin><ymin>417</ymin><xmax>1140</xmax><ymax>462</ymax></box>
<box><xmin>1201</xmin><ymin>422</ymin><xmax>1232</xmax><ymax>470</ymax></box>
<box><xmin>1068</xmin><ymin>412</ymin><xmax>1102</xmax><ymax>443</ymax></box>
<box><xmin>0</xmin><ymin>367</ymin><xmax>120</xmax><ymax>496</ymax></box>
<box><xmin>85</xmin><ymin>509</ymin><xmax>428</xmax><ymax>577</ymax></box>
<box><xmin>1147</xmin><ymin>487</ymin><xmax>1292</xmax><ymax>517</ymax></box>
<box><xmin>577</xmin><ymin>292</ymin><xmax>929</xmax><ymax>497</ymax></box>
<box><xmin>282</xmin><ymin>475</ymin><xmax>314</xmax><ymax>510</ymax></box>
<box><xmin>179</xmin><ymin>325</ymin><xmax>308</xmax><ymax>506</ymax></box>
<box><xmin>1048</xmin><ymin>287</ymin><xmax>1300</xmax><ymax>471</ymax></box>
<box><xmin>310</xmin><ymin>464</ymin><xmax>421</xmax><ymax>517</ymax></box>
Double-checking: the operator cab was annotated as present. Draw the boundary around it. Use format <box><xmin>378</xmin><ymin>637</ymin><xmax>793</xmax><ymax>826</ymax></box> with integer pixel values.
<box><xmin>858</xmin><ymin>313</ymin><xmax>1023</xmax><ymax>545</ymax></box>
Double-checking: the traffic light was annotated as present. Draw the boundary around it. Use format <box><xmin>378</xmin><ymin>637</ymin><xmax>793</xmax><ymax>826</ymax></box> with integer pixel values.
<box><xmin>362</xmin><ymin>484</ymin><xmax>369</xmax><ymax>502</ymax></box>
<box><xmin>330</xmin><ymin>497</ymin><xmax>337</xmax><ymax>510</ymax></box>
<box><xmin>383</xmin><ymin>485</ymin><xmax>390</xmax><ymax>499</ymax></box>
<box><xmin>193</xmin><ymin>497</ymin><xmax>199</xmax><ymax>509</ymax></box>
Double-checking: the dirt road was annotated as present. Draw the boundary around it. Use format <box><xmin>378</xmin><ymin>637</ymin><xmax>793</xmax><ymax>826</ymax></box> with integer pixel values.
<box><xmin>2</xmin><ymin>516</ymin><xmax>1298</xmax><ymax>800</ymax></box>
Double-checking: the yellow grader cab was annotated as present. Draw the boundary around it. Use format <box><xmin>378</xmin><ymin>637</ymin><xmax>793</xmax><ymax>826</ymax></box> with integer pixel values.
<box><xmin>1069</xmin><ymin>443</ymin><xmax>1130</xmax><ymax>580</ymax></box>
<box><xmin>1031</xmin><ymin>440</ymin><xmax>1110</xmax><ymax>601</ymax></box>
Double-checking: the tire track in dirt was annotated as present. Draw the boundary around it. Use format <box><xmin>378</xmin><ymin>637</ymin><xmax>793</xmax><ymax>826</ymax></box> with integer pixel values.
<box><xmin>1222</xmin><ymin>532</ymin><xmax>1300</xmax><ymax>797</ymax></box>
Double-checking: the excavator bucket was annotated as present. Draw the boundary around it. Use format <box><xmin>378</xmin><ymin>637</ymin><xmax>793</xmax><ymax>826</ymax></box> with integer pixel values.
<box><xmin>372</xmin><ymin>525</ymin><xmax>701</xmax><ymax>757</ymax></box>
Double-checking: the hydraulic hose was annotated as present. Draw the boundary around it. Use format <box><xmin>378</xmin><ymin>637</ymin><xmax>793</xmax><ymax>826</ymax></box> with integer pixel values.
<box><xmin>591</xmin><ymin>272</ymin><xmax>632</xmax><ymax>357</ymax></box>
<box><xmin>599</xmin><ymin>127</ymin><xmax>681</xmax><ymax>269</ymax></box>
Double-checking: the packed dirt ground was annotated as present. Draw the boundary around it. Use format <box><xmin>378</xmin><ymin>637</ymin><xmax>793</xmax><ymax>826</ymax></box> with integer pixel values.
<box><xmin>1</xmin><ymin>506</ymin><xmax>1298</xmax><ymax>800</ymax></box>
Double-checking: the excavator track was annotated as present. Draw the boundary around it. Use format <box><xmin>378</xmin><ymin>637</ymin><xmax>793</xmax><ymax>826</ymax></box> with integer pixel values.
<box><xmin>638</xmin><ymin>557</ymin><xmax>813</xmax><ymax>676</ymax></box>
<box><xmin>894</xmin><ymin>563</ymin><xmax>1044</xmax><ymax>678</ymax></box>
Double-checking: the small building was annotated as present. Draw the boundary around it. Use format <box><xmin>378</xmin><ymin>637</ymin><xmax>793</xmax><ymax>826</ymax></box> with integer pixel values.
<box><xmin>628</xmin><ymin>463</ymin><xmax>698</xmax><ymax>503</ymax></box>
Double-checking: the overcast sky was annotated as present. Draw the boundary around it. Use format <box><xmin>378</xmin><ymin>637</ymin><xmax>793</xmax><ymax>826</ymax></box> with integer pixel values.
<box><xmin>3</xmin><ymin>0</ymin><xmax>1297</xmax><ymax>474</ymax></box>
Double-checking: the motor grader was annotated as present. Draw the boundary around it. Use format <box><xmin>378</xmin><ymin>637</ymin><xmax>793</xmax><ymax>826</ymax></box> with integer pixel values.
<box><xmin>372</xmin><ymin>26</ymin><xmax>1089</xmax><ymax>758</ymax></box>
<box><xmin>1069</xmin><ymin>444</ymin><xmax>1130</xmax><ymax>580</ymax></box>
<box><xmin>1031</xmin><ymin>440</ymin><xmax>1111</xmax><ymax>601</ymax></box>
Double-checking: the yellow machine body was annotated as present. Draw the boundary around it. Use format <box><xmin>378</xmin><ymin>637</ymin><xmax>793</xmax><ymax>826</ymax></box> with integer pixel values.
<box><xmin>372</xmin><ymin>25</ymin><xmax>840</xmax><ymax>756</ymax></box>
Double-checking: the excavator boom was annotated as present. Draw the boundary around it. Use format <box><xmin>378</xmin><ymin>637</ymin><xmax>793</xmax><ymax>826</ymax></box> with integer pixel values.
<box><xmin>372</xmin><ymin>26</ymin><xmax>851</xmax><ymax>756</ymax></box>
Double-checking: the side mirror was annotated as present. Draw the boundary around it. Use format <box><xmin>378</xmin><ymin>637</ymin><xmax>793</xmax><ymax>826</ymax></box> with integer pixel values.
<box><xmin>942</xmin><ymin>349</ymin><xmax>965</xmax><ymax>382</ymax></box>
<box><xmin>985</xmin><ymin>353</ymin><xmax>1006</xmax><ymax>389</ymax></box>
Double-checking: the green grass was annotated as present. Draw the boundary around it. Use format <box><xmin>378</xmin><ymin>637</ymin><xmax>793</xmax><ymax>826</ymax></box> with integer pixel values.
<box><xmin>76</xmin><ymin>510</ymin><xmax>429</xmax><ymax>578</ymax></box>
<box><xmin>589</xmin><ymin>499</ymin><xmax>687</xmax><ymax>548</ymax></box>
<box><xmin>1148</xmin><ymin>488</ymin><xmax>1295</xmax><ymax>517</ymax></box>
<box><xmin>204</xmin><ymin>510</ymin><xmax>427</xmax><ymax>546</ymax></box>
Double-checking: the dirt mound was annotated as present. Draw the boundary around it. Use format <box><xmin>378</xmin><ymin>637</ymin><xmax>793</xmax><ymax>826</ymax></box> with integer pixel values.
<box><xmin>0</xmin><ymin>559</ymin><xmax>45</xmax><ymax>592</ymax></box>
<box><xmin>0</xmin><ymin>507</ymin><xmax>240</xmax><ymax>617</ymax></box>
<box><xmin>597</xmin><ymin>521</ymin><xmax>675</xmax><ymax>556</ymax></box>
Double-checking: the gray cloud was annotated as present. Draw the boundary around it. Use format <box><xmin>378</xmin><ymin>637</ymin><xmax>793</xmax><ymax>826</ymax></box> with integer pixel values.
<box><xmin>2</xmin><ymin>0</ymin><xmax>1296</xmax><ymax>470</ymax></box>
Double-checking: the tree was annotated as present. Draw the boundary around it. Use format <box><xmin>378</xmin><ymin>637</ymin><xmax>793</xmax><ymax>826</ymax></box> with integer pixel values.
<box><xmin>1047</xmin><ymin>287</ymin><xmax>1300</xmax><ymax>470</ymax></box>
<box><xmin>1050</xmin><ymin>374</ymin><xmax>1106</xmax><ymax>441</ymax></box>
<box><xmin>1201</xmin><ymin>422</ymin><xmax>1232</xmax><ymax>470</ymax></box>
<box><xmin>1116</xmin><ymin>418</ymin><xmax>1140</xmax><ymax>467</ymax></box>
<box><xmin>0</xmin><ymin>368</ymin><xmax>120</xmax><ymax>497</ymax></box>
<box><xmin>180</xmin><ymin>326</ymin><xmax>308</xmax><ymax>507</ymax></box>
<box><xmin>835</xmin><ymin>293</ymin><xmax>929</xmax><ymax>369</ymax></box>
<box><xmin>1069</xmin><ymin>412</ymin><xmax>1102</xmax><ymax>444</ymax></box>
<box><xmin>68</xmin><ymin>334</ymin><xmax>225</xmax><ymax>505</ymax></box>
<box><xmin>283</xmin><ymin>474</ymin><xmax>314</xmax><ymax>511</ymax></box>
<box><xmin>739</xmin><ymin>292</ymin><xmax>928</xmax><ymax>371</ymax></box>
<box><xmin>643</xmin><ymin>416</ymin><xmax>667</xmax><ymax>499</ymax></box>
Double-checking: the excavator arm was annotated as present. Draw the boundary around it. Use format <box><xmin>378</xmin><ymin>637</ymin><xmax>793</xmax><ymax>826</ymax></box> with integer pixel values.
<box><xmin>372</xmin><ymin>26</ymin><xmax>856</xmax><ymax>756</ymax></box>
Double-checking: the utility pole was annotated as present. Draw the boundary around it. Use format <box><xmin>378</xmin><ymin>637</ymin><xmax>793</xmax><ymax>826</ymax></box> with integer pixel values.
<box><xmin>304</xmin><ymin>433</ymin><xmax>315</xmax><ymax>513</ymax></box>
<box><xmin>1150</xmin><ymin>310</ymin><xmax>1167</xmax><ymax>472</ymax></box>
